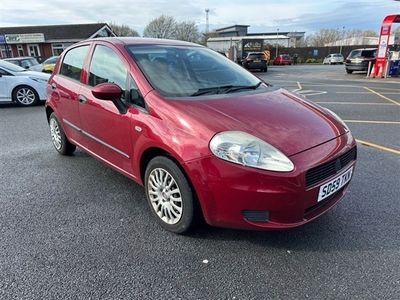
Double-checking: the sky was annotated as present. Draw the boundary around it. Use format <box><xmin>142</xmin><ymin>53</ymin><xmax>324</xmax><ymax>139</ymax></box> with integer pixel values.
<box><xmin>0</xmin><ymin>0</ymin><xmax>399</xmax><ymax>35</ymax></box>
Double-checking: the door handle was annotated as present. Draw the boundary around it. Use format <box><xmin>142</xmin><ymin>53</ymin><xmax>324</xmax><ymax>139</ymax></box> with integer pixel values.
<box><xmin>51</xmin><ymin>83</ymin><xmax>57</xmax><ymax>90</ymax></box>
<box><xmin>78</xmin><ymin>95</ymin><xmax>87</xmax><ymax>104</ymax></box>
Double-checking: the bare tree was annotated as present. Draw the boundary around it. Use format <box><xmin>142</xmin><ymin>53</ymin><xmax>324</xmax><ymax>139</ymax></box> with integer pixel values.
<box><xmin>307</xmin><ymin>29</ymin><xmax>342</xmax><ymax>47</ymax></box>
<box><xmin>346</xmin><ymin>29</ymin><xmax>377</xmax><ymax>38</ymax></box>
<box><xmin>175</xmin><ymin>21</ymin><xmax>200</xmax><ymax>43</ymax></box>
<box><xmin>143</xmin><ymin>15</ymin><xmax>177</xmax><ymax>39</ymax></box>
<box><xmin>110</xmin><ymin>22</ymin><xmax>140</xmax><ymax>37</ymax></box>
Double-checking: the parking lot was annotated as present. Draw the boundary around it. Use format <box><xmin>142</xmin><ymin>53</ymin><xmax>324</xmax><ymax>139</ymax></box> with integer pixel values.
<box><xmin>0</xmin><ymin>64</ymin><xmax>399</xmax><ymax>299</ymax></box>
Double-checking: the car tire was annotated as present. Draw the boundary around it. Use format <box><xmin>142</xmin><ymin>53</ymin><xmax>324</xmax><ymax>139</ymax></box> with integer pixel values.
<box><xmin>12</xmin><ymin>85</ymin><xmax>39</xmax><ymax>106</ymax></box>
<box><xmin>346</xmin><ymin>69</ymin><xmax>353</xmax><ymax>74</ymax></box>
<box><xmin>49</xmin><ymin>113</ymin><xmax>76</xmax><ymax>155</ymax></box>
<box><xmin>263</xmin><ymin>67</ymin><xmax>268</xmax><ymax>72</ymax></box>
<box><xmin>145</xmin><ymin>156</ymin><xmax>197</xmax><ymax>234</ymax></box>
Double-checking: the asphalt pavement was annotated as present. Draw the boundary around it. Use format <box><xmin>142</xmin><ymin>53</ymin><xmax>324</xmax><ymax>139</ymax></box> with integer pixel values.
<box><xmin>0</xmin><ymin>65</ymin><xmax>399</xmax><ymax>299</ymax></box>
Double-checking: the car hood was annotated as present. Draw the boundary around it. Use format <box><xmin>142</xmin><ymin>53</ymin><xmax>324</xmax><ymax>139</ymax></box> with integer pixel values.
<box><xmin>165</xmin><ymin>88</ymin><xmax>347</xmax><ymax>157</ymax></box>
<box><xmin>14</xmin><ymin>70</ymin><xmax>50</xmax><ymax>80</ymax></box>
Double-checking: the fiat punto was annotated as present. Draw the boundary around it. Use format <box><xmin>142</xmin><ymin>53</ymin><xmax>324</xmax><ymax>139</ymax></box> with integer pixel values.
<box><xmin>46</xmin><ymin>37</ymin><xmax>357</xmax><ymax>233</ymax></box>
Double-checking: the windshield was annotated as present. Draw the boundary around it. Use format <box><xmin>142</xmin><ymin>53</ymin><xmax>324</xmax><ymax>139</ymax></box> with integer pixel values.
<box><xmin>128</xmin><ymin>45</ymin><xmax>262</xmax><ymax>97</ymax></box>
<box><xmin>0</xmin><ymin>60</ymin><xmax>26</xmax><ymax>72</ymax></box>
<box><xmin>248</xmin><ymin>53</ymin><xmax>264</xmax><ymax>59</ymax></box>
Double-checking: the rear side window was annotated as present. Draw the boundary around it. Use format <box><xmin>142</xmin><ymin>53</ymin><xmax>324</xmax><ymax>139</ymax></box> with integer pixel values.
<box><xmin>60</xmin><ymin>45</ymin><xmax>89</xmax><ymax>81</ymax></box>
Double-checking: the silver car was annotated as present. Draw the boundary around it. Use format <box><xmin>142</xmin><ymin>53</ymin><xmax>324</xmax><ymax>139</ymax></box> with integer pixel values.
<box><xmin>323</xmin><ymin>53</ymin><xmax>344</xmax><ymax>65</ymax></box>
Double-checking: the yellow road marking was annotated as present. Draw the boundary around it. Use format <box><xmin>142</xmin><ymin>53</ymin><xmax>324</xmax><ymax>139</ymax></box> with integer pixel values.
<box><xmin>356</xmin><ymin>139</ymin><xmax>400</xmax><ymax>155</ymax></box>
<box><xmin>344</xmin><ymin>120</ymin><xmax>400</xmax><ymax>124</ymax></box>
<box><xmin>317</xmin><ymin>102</ymin><xmax>395</xmax><ymax>105</ymax></box>
<box><xmin>364</xmin><ymin>87</ymin><xmax>400</xmax><ymax>106</ymax></box>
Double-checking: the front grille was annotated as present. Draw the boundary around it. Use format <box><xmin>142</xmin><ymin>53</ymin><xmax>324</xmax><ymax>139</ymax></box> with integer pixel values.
<box><xmin>305</xmin><ymin>147</ymin><xmax>357</xmax><ymax>188</ymax></box>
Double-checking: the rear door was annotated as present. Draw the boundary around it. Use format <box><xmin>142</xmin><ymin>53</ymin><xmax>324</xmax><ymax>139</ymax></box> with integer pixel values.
<box><xmin>78</xmin><ymin>43</ymin><xmax>134</xmax><ymax>174</ymax></box>
<box><xmin>50</xmin><ymin>44</ymin><xmax>90</xmax><ymax>144</ymax></box>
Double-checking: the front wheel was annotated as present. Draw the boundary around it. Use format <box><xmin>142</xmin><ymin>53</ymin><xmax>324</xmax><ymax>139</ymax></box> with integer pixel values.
<box><xmin>49</xmin><ymin>113</ymin><xmax>76</xmax><ymax>155</ymax></box>
<box><xmin>13</xmin><ymin>86</ymin><xmax>39</xmax><ymax>106</ymax></box>
<box><xmin>346</xmin><ymin>69</ymin><xmax>353</xmax><ymax>74</ymax></box>
<box><xmin>145</xmin><ymin>156</ymin><xmax>197</xmax><ymax>234</ymax></box>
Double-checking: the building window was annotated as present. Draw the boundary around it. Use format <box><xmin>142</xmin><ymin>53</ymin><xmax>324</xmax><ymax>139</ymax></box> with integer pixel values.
<box><xmin>28</xmin><ymin>44</ymin><xmax>41</xmax><ymax>57</ymax></box>
<box><xmin>17</xmin><ymin>44</ymin><xmax>24</xmax><ymax>56</ymax></box>
<box><xmin>0</xmin><ymin>45</ymin><xmax>12</xmax><ymax>58</ymax></box>
<box><xmin>52</xmin><ymin>43</ymin><xmax>73</xmax><ymax>56</ymax></box>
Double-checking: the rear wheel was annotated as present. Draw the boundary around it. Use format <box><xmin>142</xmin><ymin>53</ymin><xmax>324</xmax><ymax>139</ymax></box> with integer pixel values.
<box><xmin>13</xmin><ymin>86</ymin><xmax>38</xmax><ymax>106</ymax></box>
<box><xmin>49</xmin><ymin>113</ymin><xmax>76</xmax><ymax>155</ymax></box>
<box><xmin>145</xmin><ymin>156</ymin><xmax>197</xmax><ymax>234</ymax></box>
<box><xmin>346</xmin><ymin>69</ymin><xmax>353</xmax><ymax>74</ymax></box>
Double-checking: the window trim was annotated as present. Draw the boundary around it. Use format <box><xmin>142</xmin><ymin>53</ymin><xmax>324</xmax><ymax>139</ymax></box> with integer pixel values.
<box><xmin>59</xmin><ymin>44</ymin><xmax>91</xmax><ymax>83</ymax></box>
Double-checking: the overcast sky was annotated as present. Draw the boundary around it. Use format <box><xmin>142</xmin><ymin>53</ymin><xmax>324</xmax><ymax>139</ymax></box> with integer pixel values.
<box><xmin>0</xmin><ymin>0</ymin><xmax>399</xmax><ymax>34</ymax></box>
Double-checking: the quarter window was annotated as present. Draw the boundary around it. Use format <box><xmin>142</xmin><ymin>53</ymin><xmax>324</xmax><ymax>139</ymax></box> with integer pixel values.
<box><xmin>60</xmin><ymin>45</ymin><xmax>89</xmax><ymax>81</ymax></box>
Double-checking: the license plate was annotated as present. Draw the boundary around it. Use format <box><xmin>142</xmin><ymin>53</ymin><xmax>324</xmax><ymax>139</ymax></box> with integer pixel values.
<box><xmin>317</xmin><ymin>167</ymin><xmax>353</xmax><ymax>202</ymax></box>
<box><xmin>254</xmin><ymin>60</ymin><xmax>260</xmax><ymax>62</ymax></box>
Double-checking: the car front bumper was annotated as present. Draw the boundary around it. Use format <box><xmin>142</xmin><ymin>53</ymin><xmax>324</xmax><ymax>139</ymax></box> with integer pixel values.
<box><xmin>184</xmin><ymin>132</ymin><xmax>356</xmax><ymax>230</ymax></box>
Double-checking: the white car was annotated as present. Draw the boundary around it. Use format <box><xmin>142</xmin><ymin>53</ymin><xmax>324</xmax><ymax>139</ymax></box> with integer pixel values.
<box><xmin>4</xmin><ymin>56</ymin><xmax>43</xmax><ymax>72</ymax></box>
<box><xmin>323</xmin><ymin>53</ymin><xmax>344</xmax><ymax>65</ymax></box>
<box><xmin>0</xmin><ymin>60</ymin><xmax>50</xmax><ymax>106</ymax></box>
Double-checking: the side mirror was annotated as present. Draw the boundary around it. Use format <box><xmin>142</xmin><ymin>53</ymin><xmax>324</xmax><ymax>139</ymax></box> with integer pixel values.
<box><xmin>92</xmin><ymin>83</ymin><xmax>126</xmax><ymax>114</ymax></box>
<box><xmin>92</xmin><ymin>83</ymin><xmax>122</xmax><ymax>101</ymax></box>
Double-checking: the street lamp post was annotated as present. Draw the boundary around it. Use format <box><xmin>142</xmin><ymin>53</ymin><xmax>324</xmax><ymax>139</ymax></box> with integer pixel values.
<box><xmin>276</xmin><ymin>28</ymin><xmax>279</xmax><ymax>58</ymax></box>
<box><xmin>339</xmin><ymin>26</ymin><xmax>345</xmax><ymax>54</ymax></box>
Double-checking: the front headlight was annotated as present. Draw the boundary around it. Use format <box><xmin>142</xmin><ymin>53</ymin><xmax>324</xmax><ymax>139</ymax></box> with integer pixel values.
<box><xmin>209</xmin><ymin>131</ymin><xmax>294</xmax><ymax>172</ymax></box>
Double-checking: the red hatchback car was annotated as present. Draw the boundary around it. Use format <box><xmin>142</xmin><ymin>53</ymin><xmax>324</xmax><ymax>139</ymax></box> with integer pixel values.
<box><xmin>273</xmin><ymin>54</ymin><xmax>293</xmax><ymax>65</ymax></box>
<box><xmin>46</xmin><ymin>37</ymin><xmax>357</xmax><ymax>234</ymax></box>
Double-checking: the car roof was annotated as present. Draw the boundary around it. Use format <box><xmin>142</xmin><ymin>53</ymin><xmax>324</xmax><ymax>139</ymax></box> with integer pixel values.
<box><xmin>78</xmin><ymin>37</ymin><xmax>203</xmax><ymax>48</ymax></box>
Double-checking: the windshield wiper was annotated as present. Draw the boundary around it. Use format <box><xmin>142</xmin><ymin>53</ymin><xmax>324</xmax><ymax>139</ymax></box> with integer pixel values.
<box><xmin>191</xmin><ymin>82</ymin><xmax>263</xmax><ymax>97</ymax></box>
<box><xmin>191</xmin><ymin>85</ymin><xmax>235</xmax><ymax>96</ymax></box>
<box><xmin>224</xmin><ymin>81</ymin><xmax>263</xmax><ymax>93</ymax></box>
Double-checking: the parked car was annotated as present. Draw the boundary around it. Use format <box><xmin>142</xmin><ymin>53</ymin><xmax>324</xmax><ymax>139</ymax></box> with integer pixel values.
<box><xmin>242</xmin><ymin>52</ymin><xmax>268</xmax><ymax>72</ymax></box>
<box><xmin>345</xmin><ymin>48</ymin><xmax>377</xmax><ymax>74</ymax></box>
<box><xmin>46</xmin><ymin>37</ymin><xmax>357</xmax><ymax>234</ymax></box>
<box><xmin>42</xmin><ymin>56</ymin><xmax>59</xmax><ymax>73</ymax></box>
<box><xmin>273</xmin><ymin>54</ymin><xmax>293</xmax><ymax>65</ymax></box>
<box><xmin>323</xmin><ymin>53</ymin><xmax>344</xmax><ymax>65</ymax></box>
<box><xmin>4</xmin><ymin>56</ymin><xmax>43</xmax><ymax>72</ymax></box>
<box><xmin>0</xmin><ymin>60</ymin><xmax>50</xmax><ymax>106</ymax></box>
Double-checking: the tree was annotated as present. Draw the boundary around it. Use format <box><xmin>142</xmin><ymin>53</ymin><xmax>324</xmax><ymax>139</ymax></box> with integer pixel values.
<box><xmin>307</xmin><ymin>29</ymin><xmax>342</xmax><ymax>47</ymax></box>
<box><xmin>346</xmin><ymin>29</ymin><xmax>377</xmax><ymax>38</ymax></box>
<box><xmin>175</xmin><ymin>21</ymin><xmax>200</xmax><ymax>43</ymax></box>
<box><xmin>143</xmin><ymin>15</ymin><xmax>177</xmax><ymax>39</ymax></box>
<box><xmin>109</xmin><ymin>22</ymin><xmax>140</xmax><ymax>37</ymax></box>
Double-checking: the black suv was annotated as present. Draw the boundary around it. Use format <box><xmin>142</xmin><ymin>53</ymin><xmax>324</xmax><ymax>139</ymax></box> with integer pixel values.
<box><xmin>242</xmin><ymin>52</ymin><xmax>268</xmax><ymax>72</ymax></box>
<box><xmin>345</xmin><ymin>48</ymin><xmax>377</xmax><ymax>74</ymax></box>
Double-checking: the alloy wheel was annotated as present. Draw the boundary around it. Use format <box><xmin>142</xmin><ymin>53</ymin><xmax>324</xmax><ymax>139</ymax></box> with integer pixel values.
<box><xmin>147</xmin><ymin>168</ymin><xmax>183</xmax><ymax>225</ymax></box>
<box><xmin>49</xmin><ymin>118</ymin><xmax>62</xmax><ymax>150</ymax></box>
<box><xmin>16</xmin><ymin>88</ymin><xmax>36</xmax><ymax>105</ymax></box>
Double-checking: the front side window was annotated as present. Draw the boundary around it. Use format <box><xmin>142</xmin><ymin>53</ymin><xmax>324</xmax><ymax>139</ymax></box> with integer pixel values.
<box><xmin>88</xmin><ymin>45</ymin><xmax>127</xmax><ymax>91</ymax></box>
<box><xmin>60</xmin><ymin>45</ymin><xmax>89</xmax><ymax>81</ymax></box>
<box><xmin>128</xmin><ymin>45</ymin><xmax>262</xmax><ymax>97</ymax></box>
